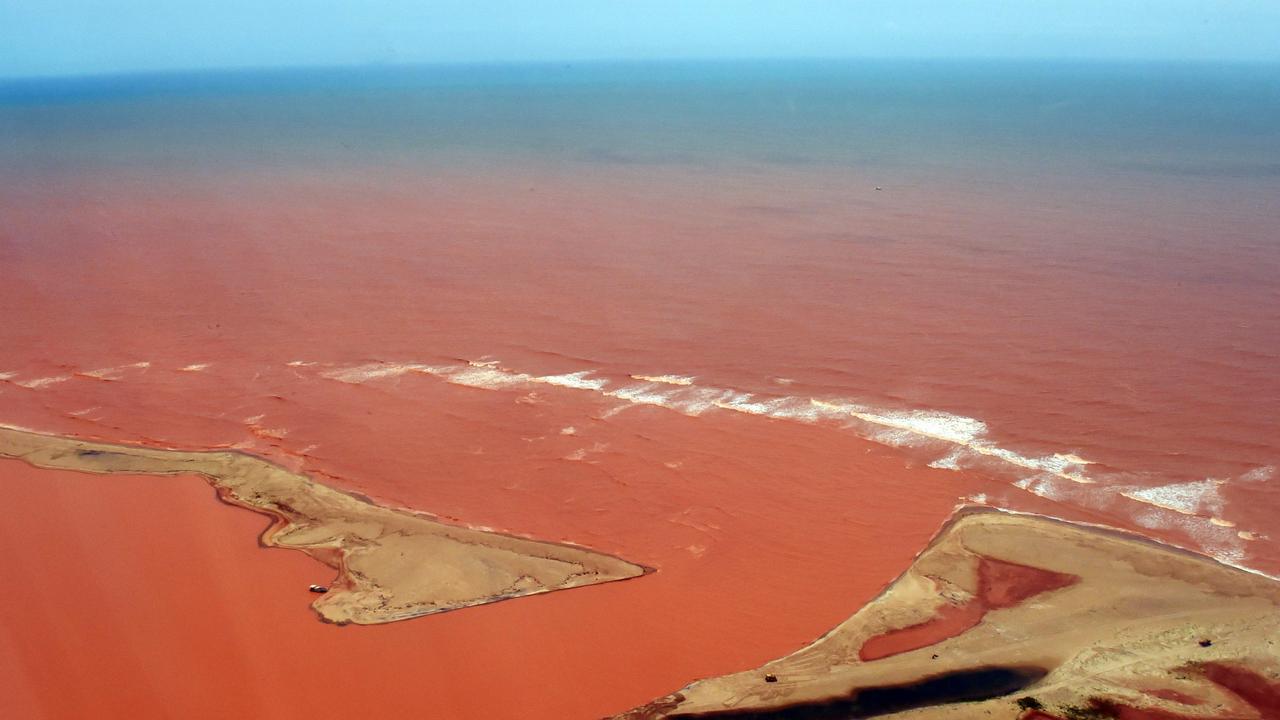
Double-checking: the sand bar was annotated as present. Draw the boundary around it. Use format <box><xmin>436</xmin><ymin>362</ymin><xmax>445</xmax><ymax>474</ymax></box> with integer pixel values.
<box><xmin>0</xmin><ymin>425</ymin><xmax>649</xmax><ymax>625</ymax></box>
<box><xmin>615</xmin><ymin>508</ymin><xmax>1280</xmax><ymax>719</ymax></box>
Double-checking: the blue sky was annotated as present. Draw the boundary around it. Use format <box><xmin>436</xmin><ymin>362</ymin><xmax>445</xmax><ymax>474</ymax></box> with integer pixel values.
<box><xmin>3</xmin><ymin>1</ymin><xmax>1279</xmax><ymax>78</ymax></box>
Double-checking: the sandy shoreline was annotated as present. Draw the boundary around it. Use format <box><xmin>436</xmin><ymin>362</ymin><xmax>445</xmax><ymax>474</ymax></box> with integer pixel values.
<box><xmin>614</xmin><ymin>508</ymin><xmax>1280</xmax><ymax>719</ymax></box>
<box><xmin>0</xmin><ymin>425</ymin><xmax>649</xmax><ymax>625</ymax></box>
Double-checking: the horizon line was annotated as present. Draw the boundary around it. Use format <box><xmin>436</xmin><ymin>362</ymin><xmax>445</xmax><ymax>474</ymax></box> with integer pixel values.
<box><xmin>4</xmin><ymin>53</ymin><xmax>1279</xmax><ymax>84</ymax></box>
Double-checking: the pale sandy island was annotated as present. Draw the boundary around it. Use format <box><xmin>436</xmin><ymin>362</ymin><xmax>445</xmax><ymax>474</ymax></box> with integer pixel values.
<box><xmin>0</xmin><ymin>426</ymin><xmax>649</xmax><ymax>625</ymax></box>
<box><xmin>614</xmin><ymin>508</ymin><xmax>1280</xmax><ymax>719</ymax></box>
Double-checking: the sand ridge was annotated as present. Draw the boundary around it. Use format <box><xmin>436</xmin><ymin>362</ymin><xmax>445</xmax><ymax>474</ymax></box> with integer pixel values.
<box><xmin>614</xmin><ymin>508</ymin><xmax>1280</xmax><ymax>719</ymax></box>
<box><xmin>0</xmin><ymin>425</ymin><xmax>649</xmax><ymax>625</ymax></box>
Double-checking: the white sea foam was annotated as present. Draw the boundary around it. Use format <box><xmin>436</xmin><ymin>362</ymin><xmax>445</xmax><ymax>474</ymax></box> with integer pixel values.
<box><xmin>1240</xmin><ymin>466</ymin><xmax>1274</xmax><ymax>483</ymax></box>
<box><xmin>1107</xmin><ymin>489</ymin><xmax>1257</xmax><ymax>570</ymax></box>
<box><xmin>1120</xmin><ymin>479</ymin><xmax>1225</xmax><ymax>517</ymax></box>
<box><xmin>538</xmin><ymin>371</ymin><xmax>608</xmax><ymax>390</ymax></box>
<box><xmin>929</xmin><ymin>449</ymin><xmax>965</xmax><ymax>470</ymax></box>
<box><xmin>1130</xmin><ymin>506</ymin><xmax>1248</xmax><ymax>564</ymax></box>
<box><xmin>82</xmin><ymin>361</ymin><xmax>151</xmax><ymax>380</ymax></box>
<box><xmin>1014</xmin><ymin>476</ymin><xmax>1066</xmax><ymax>501</ymax></box>
<box><xmin>813</xmin><ymin>400</ymin><xmax>1093</xmax><ymax>484</ymax></box>
<box><xmin>0</xmin><ymin>371</ymin><xmax>16</xmax><ymax>381</ymax></box>
<box><xmin>321</xmin><ymin>362</ymin><xmax>429</xmax><ymax>383</ymax></box>
<box><xmin>718</xmin><ymin>394</ymin><xmax>822</xmax><ymax>421</ymax></box>
<box><xmin>631</xmin><ymin>374</ymin><xmax>695</xmax><ymax>386</ymax></box>
<box><xmin>603</xmin><ymin>383</ymin><xmax>684</xmax><ymax>411</ymax></box>
<box><xmin>180</xmin><ymin>363</ymin><xmax>211</xmax><ymax>372</ymax></box>
<box><xmin>1133</xmin><ymin>509</ymin><xmax>1170</xmax><ymax>530</ymax></box>
<box><xmin>80</xmin><ymin>368</ymin><xmax>118</xmax><ymax>379</ymax></box>
<box><xmin>422</xmin><ymin>363</ymin><xmax>532</xmax><ymax>390</ymax></box>
<box><xmin>316</xmin><ymin>357</ymin><xmax>1103</xmax><ymax>487</ymax></box>
<box><xmin>847</xmin><ymin>406</ymin><xmax>988</xmax><ymax>445</ymax></box>
<box><xmin>978</xmin><ymin>447</ymin><xmax>1094</xmax><ymax>484</ymax></box>
<box><xmin>1183</xmin><ymin>515</ymin><xmax>1248</xmax><ymax>568</ymax></box>
<box><xmin>15</xmin><ymin>375</ymin><xmax>70</xmax><ymax>389</ymax></box>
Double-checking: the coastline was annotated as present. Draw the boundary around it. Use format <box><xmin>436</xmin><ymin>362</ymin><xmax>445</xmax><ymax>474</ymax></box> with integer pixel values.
<box><xmin>614</xmin><ymin>508</ymin><xmax>1280</xmax><ymax>719</ymax></box>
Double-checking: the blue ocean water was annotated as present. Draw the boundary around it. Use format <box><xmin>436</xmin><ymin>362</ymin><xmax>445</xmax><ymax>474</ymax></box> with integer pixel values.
<box><xmin>2</xmin><ymin>60</ymin><xmax>1278</xmax><ymax>180</ymax></box>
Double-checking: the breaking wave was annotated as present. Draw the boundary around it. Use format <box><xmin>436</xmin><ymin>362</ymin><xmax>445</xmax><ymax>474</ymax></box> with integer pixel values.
<box><xmin>320</xmin><ymin>359</ymin><xmax>1096</xmax><ymax>484</ymax></box>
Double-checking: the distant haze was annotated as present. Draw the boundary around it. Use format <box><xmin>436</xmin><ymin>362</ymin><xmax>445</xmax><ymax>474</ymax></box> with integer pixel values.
<box><xmin>3</xmin><ymin>0</ymin><xmax>1280</xmax><ymax>79</ymax></box>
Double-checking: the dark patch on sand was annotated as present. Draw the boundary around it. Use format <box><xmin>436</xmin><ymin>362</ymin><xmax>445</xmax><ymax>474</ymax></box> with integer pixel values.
<box><xmin>632</xmin><ymin>666</ymin><xmax>1047</xmax><ymax>719</ymax></box>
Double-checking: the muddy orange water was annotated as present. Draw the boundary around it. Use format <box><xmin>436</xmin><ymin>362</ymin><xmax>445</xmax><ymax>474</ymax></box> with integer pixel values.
<box><xmin>2</xmin><ymin>63</ymin><xmax>1279</xmax><ymax>718</ymax></box>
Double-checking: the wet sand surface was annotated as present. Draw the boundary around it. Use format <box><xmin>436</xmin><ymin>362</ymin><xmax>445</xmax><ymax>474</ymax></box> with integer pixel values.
<box><xmin>615</xmin><ymin>509</ymin><xmax>1280</xmax><ymax>719</ymax></box>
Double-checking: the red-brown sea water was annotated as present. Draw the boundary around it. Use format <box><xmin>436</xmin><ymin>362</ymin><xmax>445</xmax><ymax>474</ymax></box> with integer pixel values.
<box><xmin>1</xmin><ymin>63</ymin><xmax>1278</xmax><ymax>718</ymax></box>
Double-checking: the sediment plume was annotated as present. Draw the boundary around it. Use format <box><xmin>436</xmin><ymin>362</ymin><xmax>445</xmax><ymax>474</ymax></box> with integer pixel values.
<box><xmin>0</xmin><ymin>425</ymin><xmax>648</xmax><ymax>625</ymax></box>
<box><xmin>614</xmin><ymin>509</ymin><xmax>1280</xmax><ymax>719</ymax></box>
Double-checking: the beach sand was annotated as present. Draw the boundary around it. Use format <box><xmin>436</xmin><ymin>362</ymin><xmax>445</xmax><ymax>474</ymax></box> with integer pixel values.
<box><xmin>615</xmin><ymin>508</ymin><xmax>1280</xmax><ymax>719</ymax></box>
